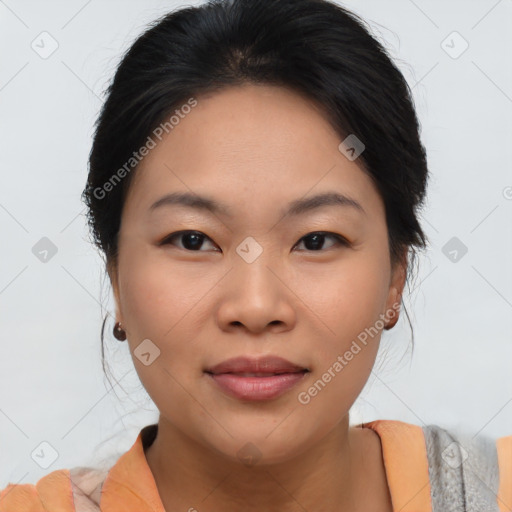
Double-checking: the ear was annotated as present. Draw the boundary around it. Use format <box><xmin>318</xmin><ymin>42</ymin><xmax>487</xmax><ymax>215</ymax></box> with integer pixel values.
<box><xmin>107</xmin><ymin>259</ymin><xmax>123</xmax><ymax>324</ymax></box>
<box><xmin>384</xmin><ymin>248</ymin><xmax>408</xmax><ymax>326</ymax></box>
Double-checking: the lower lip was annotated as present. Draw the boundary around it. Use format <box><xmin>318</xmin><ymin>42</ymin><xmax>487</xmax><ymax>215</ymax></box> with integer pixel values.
<box><xmin>206</xmin><ymin>371</ymin><xmax>308</xmax><ymax>401</ymax></box>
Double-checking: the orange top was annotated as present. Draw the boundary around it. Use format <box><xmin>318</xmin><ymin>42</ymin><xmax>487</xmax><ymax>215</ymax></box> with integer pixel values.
<box><xmin>1</xmin><ymin>420</ymin><xmax>511</xmax><ymax>511</ymax></box>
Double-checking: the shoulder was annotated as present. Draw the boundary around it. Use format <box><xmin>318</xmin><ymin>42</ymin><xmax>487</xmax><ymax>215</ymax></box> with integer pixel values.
<box><xmin>421</xmin><ymin>423</ymin><xmax>511</xmax><ymax>511</ymax></box>
<box><xmin>364</xmin><ymin>419</ymin><xmax>511</xmax><ymax>510</ymax></box>
<box><xmin>0</xmin><ymin>468</ymin><xmax>73</xmax><ymax>511</ymax></box>
<box><xmin>0</xmin><ymin>466</ymin><xmax>108</xmax><ymax>512</ymax></box>
<box><xmin>363</xmin><ymin>418</ymin><xmax>510</xmax><ymax>460</ymax></box>
<box><xmin>420</xmin><ymin>422</ymin><xmax>510</xmax><ymax>474</ymax></box>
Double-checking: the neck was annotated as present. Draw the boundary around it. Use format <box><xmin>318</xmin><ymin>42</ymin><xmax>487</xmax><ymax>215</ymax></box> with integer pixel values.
<box><xmin>144</xmin><ymin>414</ymin><xmax>391</xmax><ymax>512</ymax></box>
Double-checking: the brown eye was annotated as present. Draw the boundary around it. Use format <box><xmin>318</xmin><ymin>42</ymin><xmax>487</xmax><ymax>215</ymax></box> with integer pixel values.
<box><xmin>160</xmin><ymin>230</ymin><xmax>219</xmax><ymax>252</ymax></box>
<box><xmin>294</xmin><ymin>232</ymin><xmax>349</xmax><ymax>252</ymax></box>
<box><xmin>160</xmin><ymin>230</ymin><xmax>349</xmax><ymax>253</ymax></box>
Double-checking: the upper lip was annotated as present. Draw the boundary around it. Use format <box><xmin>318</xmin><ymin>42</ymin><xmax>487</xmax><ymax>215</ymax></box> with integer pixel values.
<box><xmin>205</xmin><ymin>356</ymin><xmax>309</xmax><ymax>375</ymax></box>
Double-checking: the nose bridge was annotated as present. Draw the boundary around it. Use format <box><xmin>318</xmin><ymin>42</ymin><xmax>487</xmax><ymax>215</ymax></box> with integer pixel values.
<box><xmin>229</xmin><ymin>237</ymin><xmax>288</xmax><ymax>307</ymax></box>
<box><xmin>232</xmin><ymin>236</ymin><xmax>280</xmax><ymax>295</ymax></box>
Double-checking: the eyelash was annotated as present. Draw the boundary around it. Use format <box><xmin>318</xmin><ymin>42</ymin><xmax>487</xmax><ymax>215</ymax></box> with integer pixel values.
<box><xmin>159</xmin><ymin>230</ymin><xmax>350</xmax><ymax>252</ymax></box>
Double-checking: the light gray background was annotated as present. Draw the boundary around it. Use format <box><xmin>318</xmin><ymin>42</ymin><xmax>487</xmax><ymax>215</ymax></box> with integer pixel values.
<box><xmin>1</xmin><ymin>0</ymin><xmax>511</xmax><ymax>488</ymax></box>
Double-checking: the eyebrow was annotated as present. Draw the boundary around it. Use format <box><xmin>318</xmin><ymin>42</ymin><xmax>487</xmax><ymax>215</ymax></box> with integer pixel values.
<box><xmin>149</xmin><ymin>191</ymin><xmax>365</xmax><ymax>218</ymax></box>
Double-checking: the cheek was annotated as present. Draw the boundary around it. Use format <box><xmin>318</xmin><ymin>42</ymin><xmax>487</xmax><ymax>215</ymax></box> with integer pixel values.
<box><xmin>117</xmin><ymin>250</ymin><xmax>215</xmax><ymax>394</ymax></box>
<box><xmin>295</xmin><ymin>272</ymin><xmax>385</xmax><ymax>425</ymax></box>
<box><xmin>294</xmin><ymin>253</ymin><xmax>389</xmax><ymax>336</ymax></box>
<box><xmin>118</xmin><ymin>249</ymin><xmax>216</xmax><ymax>339</ymax></box>
<box><xmin>293</xmin><ymin>253</ymin><xmax>388</xmax><ymax>389</ymax></box>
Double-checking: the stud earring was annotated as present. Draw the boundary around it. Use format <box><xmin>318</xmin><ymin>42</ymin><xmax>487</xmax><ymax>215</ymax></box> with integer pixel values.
<box><xmin>113</xmin><ymin>321</ymin><xmax>127</xmax><ymax>341</ymax></box>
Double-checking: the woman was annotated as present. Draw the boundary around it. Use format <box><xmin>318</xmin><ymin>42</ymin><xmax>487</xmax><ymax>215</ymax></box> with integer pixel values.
<box><xmin>1</xmin><ymin>0</ymin><xmax>510</xmax><ymax>510</ymax></box>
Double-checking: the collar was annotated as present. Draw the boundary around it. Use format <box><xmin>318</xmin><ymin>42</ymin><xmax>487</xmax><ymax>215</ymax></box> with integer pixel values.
<box><xmin>100</xmin><ymin>424</ymin><xmax>165</xmax><ymax>511</ymax></box>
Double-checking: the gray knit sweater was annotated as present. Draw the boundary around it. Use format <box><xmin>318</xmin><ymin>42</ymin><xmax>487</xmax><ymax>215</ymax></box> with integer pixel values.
<box><xmin>423</xmin><ymin>424</ymin><xmax>502</xmax><ymax>511</ymax></box>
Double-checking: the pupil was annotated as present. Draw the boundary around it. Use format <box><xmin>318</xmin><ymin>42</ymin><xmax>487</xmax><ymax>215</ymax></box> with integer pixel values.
<box><xmin>305</xmin><ymin>233</ymin><xmax>323</xmax><ymax>251</ymax></box>
<box><xmin>183</xmin><ymin>233</ymin><xmax>202</xmax><ymax>250</ymax></box>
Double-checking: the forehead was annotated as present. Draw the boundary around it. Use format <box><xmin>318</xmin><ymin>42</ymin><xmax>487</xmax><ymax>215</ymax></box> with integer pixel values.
<box><xmin>123</xmin><ymin>84</ymin><xmax>383</xmax><ymax>221</ymax></box>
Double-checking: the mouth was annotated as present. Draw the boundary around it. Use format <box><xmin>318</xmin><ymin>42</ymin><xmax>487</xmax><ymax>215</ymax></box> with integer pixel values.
<box><xmin>205</xmin><ymin>355</ymin><xmax>310</xmax><ymax>375</ymax></box>
<box><xmin>204</xmin><ymin>356</ymin><xmax>310</xmax><ymax>401</ymax></box>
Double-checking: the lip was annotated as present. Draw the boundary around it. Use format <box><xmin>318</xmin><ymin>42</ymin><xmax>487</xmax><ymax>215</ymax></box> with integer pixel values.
<box><xmin>204</xmin><ymin>356</ymin><xmax>310</xmax><ymax>402</ymax></box>
<box><xmin>205</xmin><ymin>355</ymin><xmax>308</xmax><ymax>375</ymax></box>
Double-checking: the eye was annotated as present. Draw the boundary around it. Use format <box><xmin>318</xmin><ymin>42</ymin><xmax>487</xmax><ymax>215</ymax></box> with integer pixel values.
<box><xmin>159</xmin><ymin>230</ymin><xmax>350</xmax><ymax>253</ymax></box>
<box><xmin>159</xmin><ymin>230</ymin><xmax>219</xmax><ymax>252</ymax></box>
<box><xmin>293</xmin><ymin>231</ymin><xmax>350</xmax><ymax>252</ymax></box>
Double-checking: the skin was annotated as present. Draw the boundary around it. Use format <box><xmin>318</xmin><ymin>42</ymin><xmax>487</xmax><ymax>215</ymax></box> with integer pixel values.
<box><xmin>109</xmin><ymin>83</ymin><xmax>407</xmax><ymax>511</ymax></box>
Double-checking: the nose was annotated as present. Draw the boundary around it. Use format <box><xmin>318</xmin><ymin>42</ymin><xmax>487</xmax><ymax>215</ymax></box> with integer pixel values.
<box><xmin>215</xmin><ymin>254</ymin><xmax>296</xmax><ymax>335</ymax></box>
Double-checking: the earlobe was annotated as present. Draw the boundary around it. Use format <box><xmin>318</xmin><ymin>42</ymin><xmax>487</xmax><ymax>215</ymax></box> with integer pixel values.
<box><xmin>384</xmin><ymin>288</ymin><xmax>402</xmax><ymax>330</ymax></box>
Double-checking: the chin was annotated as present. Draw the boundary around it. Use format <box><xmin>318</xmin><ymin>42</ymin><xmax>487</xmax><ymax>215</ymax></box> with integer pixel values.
<box><xmin>198</xmin><ymin>420</ymin><xmax>318</xmax><ymax>467</ymax></box>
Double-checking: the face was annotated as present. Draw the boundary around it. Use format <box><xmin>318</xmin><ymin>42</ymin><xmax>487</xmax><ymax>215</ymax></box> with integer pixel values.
<box><xmin>110</xmin><ymin>83</ymin><xmax>406</xmax><ymax>464</ymax></box>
